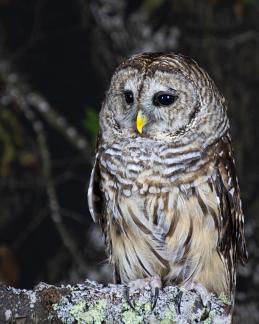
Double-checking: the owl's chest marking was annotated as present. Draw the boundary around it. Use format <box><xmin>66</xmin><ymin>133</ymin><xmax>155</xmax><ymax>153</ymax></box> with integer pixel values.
<box><xmin>99</xmin><ymin>140</ymin><xmax>227</xmax><ymax>293</ymax></box>
<box><xmin>100</xmin><ymin>139</ymin><xmax>207</xmax><ymax>197</ymax></box>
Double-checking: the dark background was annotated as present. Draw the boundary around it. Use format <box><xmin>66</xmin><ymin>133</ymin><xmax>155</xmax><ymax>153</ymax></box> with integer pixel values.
<box><xmin>0</xmin><ymin>0</ymin><xmax>258</xmax><ymax>321</ymax></box>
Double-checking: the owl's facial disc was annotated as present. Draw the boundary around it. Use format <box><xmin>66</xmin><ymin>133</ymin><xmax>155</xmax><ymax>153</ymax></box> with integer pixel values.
<box><xmin>104</xmin><ymin>66</ymin><xmax>198</xmax><ymax>139</ymax></box>
<box><xmin>136</xmin><ymin>92</ymin><xmax>177</xmax><ymax>134</ymax></box>
<box><xmin>101</xmin><ymin>53</ymin><xmax>227</xmax><ymax>145</ymax></box>
<box><xmin>134</xmin><ymin>71</ymin><xmax>198</xmax><ymax>137</ymax></box>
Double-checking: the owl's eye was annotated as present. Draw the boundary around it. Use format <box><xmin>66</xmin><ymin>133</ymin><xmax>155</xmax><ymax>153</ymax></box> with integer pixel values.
<box><xmin>124</xmin><ymin>90</ymin><xmax>134</xmax><ymax>104</ymax></box>
<box><xmin>153</xmin><ymin>92</ymin><xmax>177</xmax><ymax>106</ymax></box>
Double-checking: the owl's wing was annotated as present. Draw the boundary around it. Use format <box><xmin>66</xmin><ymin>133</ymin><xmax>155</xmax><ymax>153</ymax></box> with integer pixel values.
<box><xmin>88</xmin><ymin>133</ymin><xmax>104</xmax><ymax>223</ymax></box>
<box><xmin>214</xmin><ymin>135</ymin><xmax>248</xmax><ymax>266</ymax></box>
<box><xmin>87</xmin><ymin>148</ymin><xmax>111</xmax><ymax>253</ymax></box>
<box><xmin>88</xmin><ymin>155</ymin><xmax>102</xmax><ymax>223</ymax></box>
<box><xmin>87</xmin><ymin>136</ymin><xmax>122</xmax><ymax>283</ymax></box>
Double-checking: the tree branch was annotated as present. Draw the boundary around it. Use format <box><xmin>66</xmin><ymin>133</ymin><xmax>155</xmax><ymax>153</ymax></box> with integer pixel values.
<box><xmin>0</xmin><ymin>280</ymin><xmax>231</xmax><ymax>323</ymax></box>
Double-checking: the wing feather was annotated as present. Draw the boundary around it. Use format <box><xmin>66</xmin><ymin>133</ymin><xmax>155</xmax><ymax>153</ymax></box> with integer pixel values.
<box><xmin>87</xmin><ymin>155</ymin><xmax>102</xmax><ymax>222</ymax></box>
<box><xmin>214</xmin><ymin>135</ymin><xmax>248</xmax><ymax>266</ymax></box>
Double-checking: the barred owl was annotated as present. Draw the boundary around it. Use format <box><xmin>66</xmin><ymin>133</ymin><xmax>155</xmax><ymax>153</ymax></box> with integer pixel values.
<box><xmin>88</xmin><ymin>53</ymin><xmax>247</xmax><ymax>307</ymax></box>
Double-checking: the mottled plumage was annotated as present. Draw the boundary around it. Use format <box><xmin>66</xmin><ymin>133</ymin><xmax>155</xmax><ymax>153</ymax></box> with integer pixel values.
<box><xmin>88</xmin><ymin>53</ymin><xmax>247</xmax><ymax>301</ymax></box>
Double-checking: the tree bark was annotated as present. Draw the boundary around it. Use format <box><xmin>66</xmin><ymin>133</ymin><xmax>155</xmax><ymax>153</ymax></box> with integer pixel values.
<box><xmin>0</xmin><ymin>280</ymin><xmax>231</xmax><ymax>323</ymax></box>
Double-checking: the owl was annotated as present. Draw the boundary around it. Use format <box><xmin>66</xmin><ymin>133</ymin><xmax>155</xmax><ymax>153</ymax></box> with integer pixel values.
<box><xmin>88</xmin><ymin>52</ymin><xmax>247</xmax><ymax>308</ymax></box>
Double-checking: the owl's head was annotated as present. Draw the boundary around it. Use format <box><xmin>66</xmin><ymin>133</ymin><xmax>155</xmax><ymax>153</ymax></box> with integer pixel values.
<box><xmin>100</xmin><ymin>53</ymin><xmax>228</xmax><ymax>145</ymax></box>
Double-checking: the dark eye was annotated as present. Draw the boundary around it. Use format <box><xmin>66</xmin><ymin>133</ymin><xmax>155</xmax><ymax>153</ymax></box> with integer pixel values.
<box><xmin>124</xmin><ymin>90</ymin><xmax>134</xmax><ymax>104</ymax></box>
<box><xmin>153</xmin><ymin>92</ymin><xmax>177</xmax><ymax>106</ymax></box>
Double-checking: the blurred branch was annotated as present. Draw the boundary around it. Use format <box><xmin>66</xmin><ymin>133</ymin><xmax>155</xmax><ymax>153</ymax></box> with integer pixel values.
<box><xmin>12</xmin><ymin>208</ymin><xmax>48</xmax><ymax>251</ymax></box>
<box><xmin>27</xmin><ymin>93</ymin><xmax>91</xmax><ymax>160</ymax></box>
<box><xmin>0</xmin><ymin>61</ymin><xmax>91</xmax><ymax>272</ymax></box>
<box><xmin>60</xmin><ymin>208</ymin><xmax>89</xmax><ymax>225</ymax></box>
<box><xmin>14</xmin><ymin>95</ymin><xmax>88</xmax><ymax>273</ymax></box>
<box><xmin>78</xmin><ymin>0</ymin><xmax>179</xmax><ymax>76</ymax></box>
<box><xmin>186</xmin><ymin>30</ymin><xmax>259</xmax><ymax>49</ymax></box>
<box><xmin>0</xmin><ymin>62</ymin><xmax>92</xmax><ymax>163</ymax></box>
<box><xmin>0</xmin><ymin>280</ymin><xmax>231</xmax><ymax>323</ymax></box>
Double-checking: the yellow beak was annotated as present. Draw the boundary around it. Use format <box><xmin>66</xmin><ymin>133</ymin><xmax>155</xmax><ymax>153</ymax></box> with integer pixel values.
<box><xmin>136</xmin><ymin>111</ymin><xmax>147</xmax><ymax>134</ymax></box>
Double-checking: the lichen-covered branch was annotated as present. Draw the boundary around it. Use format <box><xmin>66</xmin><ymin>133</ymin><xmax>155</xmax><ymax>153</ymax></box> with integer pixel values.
<box><xmin>0</xmin><ymin>280</ymin><xmax>231</xmax><ymax>323</ymax></box>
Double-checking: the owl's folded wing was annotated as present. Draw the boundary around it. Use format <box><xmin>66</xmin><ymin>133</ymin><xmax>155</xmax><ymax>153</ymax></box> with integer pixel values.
<box><xmin>88</xmin><ymin>155</ymin><xmax>102</xmax><ymax>223</ymax></box>
<box><xmin>214</xmin><ymin>136</ymin><xmax>248</xmax><ymax>266</ymax></box>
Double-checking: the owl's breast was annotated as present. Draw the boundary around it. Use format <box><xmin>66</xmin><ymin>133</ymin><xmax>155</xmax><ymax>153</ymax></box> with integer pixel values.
<box><xmin>99</xmin><ymin>138</ymin><xmax>213</xmax><ymax>198</ymax></box>
<box><xmin>99</xmin><ymin>140</ymin><xmax>151</xmax><ymax>196</ymax></box>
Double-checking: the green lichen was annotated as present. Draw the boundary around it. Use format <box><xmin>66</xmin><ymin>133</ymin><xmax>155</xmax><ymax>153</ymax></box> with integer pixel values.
<box><xmin>144</xmin><ymin>302</ymin><xmax>151</xmax><ymax>313</ymax></box>
<box><xmin>161</xmin><ymin>306</ymin><xmax>176</xmax><ymax>324</ymax></box>
<box><xmin>219</xmin><ymin>293</ymin><xmax>231</xmax><ymax>305</ymax></box>
<box><xmin>69</xmin><ymin>299</ymin><xmax>106</xmax><ymax>324</ymax></box>
<box><xmin>122</xmin><ymin>302</ymin><xmax>143</xmax><ymax>324</ymax></box>
<box><xmin>204</xmin><ymin>309</ymin><xmax>216</xmax><ymax>324</ymax></box>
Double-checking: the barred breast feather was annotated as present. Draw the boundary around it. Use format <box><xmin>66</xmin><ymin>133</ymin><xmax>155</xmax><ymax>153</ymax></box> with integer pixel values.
<box><xmin>88</xmin><ymin>132</ymin><xmax>247</xmax><ymax>296</ymax></box>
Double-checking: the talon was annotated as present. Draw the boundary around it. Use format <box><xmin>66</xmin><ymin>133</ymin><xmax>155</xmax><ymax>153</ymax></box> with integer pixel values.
<box><xmin>151</xmin><ymin>287</ymin><xmax>159</xmax><ymax>311</ymax></box>
<box><xmin>200</xmin><ymin>301</ymin><xmax>211</xmax><ymax>321</ymax></box>
<box><xmin>125</xmin><ymin>286</ymin><xmax>136</xmax><ymax>310</ymax></box>
<box><xmin>175</xmin><ymin>290</ymin><xmax>183</xmax><ymax>314</ymax></box>
<box><xmin>124</xmin><ymin>276</ymin><xmax>162</xmax><ymax>312</ymax></box>
<box><xmin>188</xmin><ymin>282</ymin><xmax>210</xmax><ymax>307</ymax></box>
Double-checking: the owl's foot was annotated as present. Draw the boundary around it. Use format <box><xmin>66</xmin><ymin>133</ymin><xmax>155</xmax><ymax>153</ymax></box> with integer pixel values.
<box><xmin>188</xmin><ymin>282</ymin><xmax>210</xmax><ymax>307</ymax></box>
<box><xmin>125</xmin><ymin>275</ymin><xmax>162</xmax><ymax>311</ymax></box>
<box><xmin>175</xmin><ymin>281</ymin><xmax>210</xmax><ymax>314</ymax></box>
